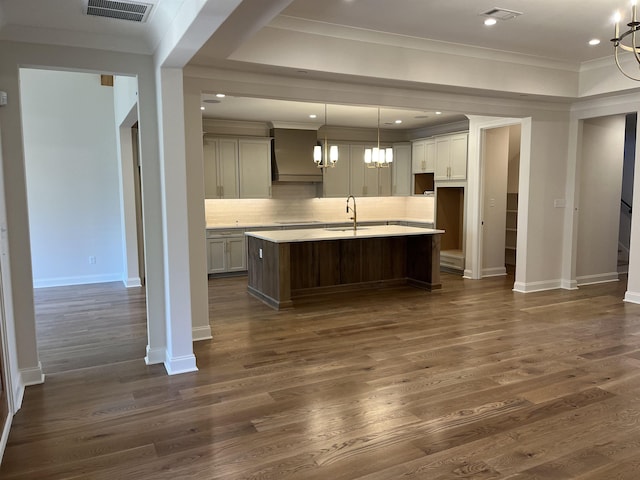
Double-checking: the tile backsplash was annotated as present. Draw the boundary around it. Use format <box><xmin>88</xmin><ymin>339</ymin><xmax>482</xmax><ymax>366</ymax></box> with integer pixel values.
<box><xmin>205</xmin><ymin>184</ymin><xmax>434</xmax><ymax>226</ymax></box>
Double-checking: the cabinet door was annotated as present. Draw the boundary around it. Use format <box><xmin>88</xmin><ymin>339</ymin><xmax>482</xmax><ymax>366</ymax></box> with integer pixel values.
<box><xmin>226</xmin><ymin>236</ymin><xmax>247</xmax><ymax>271</ymax></box>
<box><xmin>449</xmin><ymin>133</ymin><xmax>468</xmax><ymax>180</ymax></box>
<box><xmin>323</xmin><ymin>144</ymin><xmax>351</xmax><ymax>197</ymax></box>
<box><xmin>203</xmin><ymin>138</ymin><xmax>220</xmax><ymax>198</ymax></box>
<box><xmin>239</xmin><ymin>139</ymin><xmax>271</xmax><ymax>198</ymax></box>
<box><xmin>392</xmin><ymin>143</ymin><xmax>412</xmax><ymax>196</ymax></box>
<box><xmin>218</xmin><ymin>138</ymin><xmax>239</xmax><ymax>198</ymax></box>
<box><xmin>412</xmin><ymin>141</ymin><xmax>426</xmax><ymax>173</ymax></box>
<box><xmin>350</xmin><ymin>145</ymin><xmax>378</xmax><ymax>196</ymax></box>
<box><xmin>424</xmin><ymin>139</ymin><xmax>435</xmax><ymax>172</ymax></box>
<box><xmin>378</xmin><ymin>163</ymin><xmax>392</xmax><ymax>196</ymax></box>
<box><xmin>207</xmin><ymin>238</ymin><xmax>226</xmax><ymax>274</ymax></box>
<box><xmin>435</xmin><ymin>136</ymin><xmax>451</xmax><ymax>181</ymax></box>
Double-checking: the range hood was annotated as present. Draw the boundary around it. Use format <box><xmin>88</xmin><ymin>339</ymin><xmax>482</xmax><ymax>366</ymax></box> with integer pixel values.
<box><xmin>271</xmin><ymin>128</ymin><xmax>322</xmax><ymax>183</ymax></box>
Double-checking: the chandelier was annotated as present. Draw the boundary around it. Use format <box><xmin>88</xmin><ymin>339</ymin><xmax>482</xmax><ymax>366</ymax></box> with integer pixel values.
<box><xmin>313</xmin><ymin>104</ymin><xmax>338</xmax><ymax>169</ymax></box>
<box><xmin>364</xmin><ymin>107</ymin><xmax>393</xmax><ymax>168</ymax></box>
<box><xmin>612</xmin><ymin>1</ymin><xmax>640</xmax><ymax>80</ymax></box>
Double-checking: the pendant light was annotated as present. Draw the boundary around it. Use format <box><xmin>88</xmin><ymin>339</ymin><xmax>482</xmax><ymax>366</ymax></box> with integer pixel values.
<box><xmin>314</xmin><ymin>104</ymin><xmax>338</xmax><ymax>169</ymax></box>
<box><xmin>364</xmin><ymin>107</ymin><xmax>393</xmax><ymax>168</ymax></box>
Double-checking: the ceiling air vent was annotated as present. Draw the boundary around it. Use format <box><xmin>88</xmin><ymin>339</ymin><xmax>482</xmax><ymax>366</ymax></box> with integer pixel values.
<box><xmin>481</xmin><ymin>7</ymin><xmax>523</xmax><ymax>21</ymax></box>
<box><xmin>85</xmin><ymin>0</ymin><xmax>153</xmax><ymax>23</ymax></box>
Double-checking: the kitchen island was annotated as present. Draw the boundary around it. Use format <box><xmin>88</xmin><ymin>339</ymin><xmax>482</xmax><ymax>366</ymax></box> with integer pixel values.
<box><xmin>245</xmin><ymin>225</ymin><xmax>444</xmax><ymax>309</ymax></box>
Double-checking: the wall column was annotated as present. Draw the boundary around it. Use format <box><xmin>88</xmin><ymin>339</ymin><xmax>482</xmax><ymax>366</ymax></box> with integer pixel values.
<box><xmin>156</xmin><ymin>67</ymin><xmax>197</xmax><ymax>374</ymax></box>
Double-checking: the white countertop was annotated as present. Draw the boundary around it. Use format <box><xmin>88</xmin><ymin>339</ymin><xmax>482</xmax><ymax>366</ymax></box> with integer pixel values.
<box><xmin>245</xmin><ymin>225</ymin><xmax>444</xmax><ymax>243</ymax></box>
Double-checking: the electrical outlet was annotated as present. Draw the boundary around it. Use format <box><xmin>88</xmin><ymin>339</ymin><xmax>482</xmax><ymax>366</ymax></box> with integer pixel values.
<box><xmin>89</xmin><ymin>256</ymin><xmax>96</xmax><ymax>264</ymax></box>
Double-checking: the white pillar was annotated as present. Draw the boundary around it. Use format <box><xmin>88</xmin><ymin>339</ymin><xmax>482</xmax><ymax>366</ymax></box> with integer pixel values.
<box><xmin>156</xmin><ymin>67</ymin><xmax>197</xmax><ymax>374</ymax></box>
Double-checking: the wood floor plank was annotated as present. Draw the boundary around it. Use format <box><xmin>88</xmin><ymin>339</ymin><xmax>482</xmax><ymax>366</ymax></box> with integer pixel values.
<box><xmin>3</xmin><ymin>273</ymin><xmax>640</xmax><ymax>478</ymax></box>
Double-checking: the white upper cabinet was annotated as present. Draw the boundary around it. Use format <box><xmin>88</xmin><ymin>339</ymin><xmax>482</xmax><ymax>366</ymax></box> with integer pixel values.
<box><xmin>412</xmin><ymin>138</ymin><xmax>435</xmax><ymax>173</ymax></box>
<box><xmin>203</xmin><ymin>136</ymin><xmax>271</xmax><ymax>199</ymax></box>
<box><xmin>435</xmin><ymin>132</ymin><xmax>468</xmax><ymax>181</ymax></box>
<box><xmin>203</xmin><ymin>137</ymin><xmax>240</xmax><ymax>199</ymax></box>
<box><xmin>323</xmin><ymin>144</ymin><xmax>351</xmax><ymax>197</ymax></box>
<box><xmin>238</xmin><ymin>138</ymin><xmax>272</xmax><ymax>198</ymax></box>
<box><xmin>392</xmin><ymin>143</ymin><xmax>412</xmax><ymax>196</ymax></box>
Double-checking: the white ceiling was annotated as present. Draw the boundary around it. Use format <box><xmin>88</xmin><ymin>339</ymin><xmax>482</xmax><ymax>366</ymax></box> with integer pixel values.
<box><xmin>279</xmin><ymin>0</ymin><xmax>621</xmax><ymax>64</ymax></box>
<box><xmin>0</xmin><ymin>0</ymin><xmax>627</xmax><ymax>128</ymax></box>
<box><xmin>0</xmin><ymin>0</ymin><xmax>186</xmax><ymax>54</ymax></box>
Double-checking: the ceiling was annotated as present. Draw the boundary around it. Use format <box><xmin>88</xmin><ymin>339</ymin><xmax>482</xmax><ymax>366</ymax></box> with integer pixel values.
<box><xmin>0</xmin><ymin>0</ymin><xmax>627</xmax><ymax>129</ymax></box>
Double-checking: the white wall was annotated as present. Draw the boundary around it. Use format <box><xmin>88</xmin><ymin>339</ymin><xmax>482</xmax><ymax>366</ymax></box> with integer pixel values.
<box><xmin>576</xmin><ymin>115</ymin><xmax>625</xmax><ymax>285</ymax></box>
<box><xmin>21</xmin><ymin>69</ymin><xmax>124</xmax><ymax>287</ymax></box>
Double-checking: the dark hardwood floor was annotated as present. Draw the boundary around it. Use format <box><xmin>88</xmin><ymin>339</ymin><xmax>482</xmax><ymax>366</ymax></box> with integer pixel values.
<box><xmin>3</xmin><ymin>272</ymin><xmax>640</xmax><ymax>478</ymax></box>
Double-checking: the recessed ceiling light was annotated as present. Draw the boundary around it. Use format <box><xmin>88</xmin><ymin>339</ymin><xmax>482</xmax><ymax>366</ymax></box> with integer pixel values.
<box><xmin>200</xmin><ymin>106</ymin><xmax>205</xmax><ymax>111</ymax></box>
<box><xmin>395</xmin><ymin>119</ymin><xmax>402</xmax><ymax>124</ymax></box>
<box><xmin>216</xmin><ymin>93</ymin><xmax>225</xmax><ymax>98</ymax></box>
<box><xmin>435</xmin><ymin>111</ymin><xmax>442</xmax><ymax>115</ymax></box>
<box><xmin>484</xmin><ymin>18</ymin><xmax>497</xmax><ymax>26</ymax></box>
<box><xmin>309</xmin><ymin>114</ymin><xmax>317</xmax><ymax>119</ymax></box>
<box><xmin>588</xmin><ymin>38</ymin><xmax>601</xmax><ymax>46</ymax></box>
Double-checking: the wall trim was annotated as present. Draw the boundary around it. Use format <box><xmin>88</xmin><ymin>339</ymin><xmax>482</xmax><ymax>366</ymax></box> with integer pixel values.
<box><xmin>513</xmin><ymin>279</ymin><xmax>562</xmax><ymax>293</ymax></box>
<box><xmin>482</xmin><ymin>267</ymin><xmax>507</xmax><ymax>278</ymax></box>
<box><xmin>34</xmin><ymin>274</ymin><xmax>122</xmax><ymax>288</ymax></box>
<box><xmin>0</xmin><ymin>415</ymin><xmax>11</xmax><ymax>467</ymax></box>
<box><xmin>125</xmin><ymin>277</ymin><xmax>142</xmax><ymax>288</ymax></box>
<box><xmin>192</xmin><ymin>326</ymin><xmax>212</xmax><ymax>341</ymax></box>
<box><xmin>12</xmin><ymin>363</ymin><xmax>45</xmax><ymax>410</ymax></box>
<box><xmin>576</xmin><ymin>272</ymin><xmax>619</xmax><ymax>286</ymax></box>
<box><xmin>561</xmin><ymin>278</ymin><xmax>579</xmax><ymax>290</ymax></box>
<box><xmin>20</xmin><ymin>363</ymin><xmax>45</xmax><ymax>387</ymax></box>
<box><xmin>624</xmin><ymin>291</ymin><xmax>640</xmax><ymax>304</ymax></box>
<box><xmin>164</xmin><ymin>354</ymin><xmax>198</xmax><ymax>376</ymax></box>
<box><xmin>144</xmin><ymin>345</ymin><xmax>165</xmax><ymax>365</ymax></box>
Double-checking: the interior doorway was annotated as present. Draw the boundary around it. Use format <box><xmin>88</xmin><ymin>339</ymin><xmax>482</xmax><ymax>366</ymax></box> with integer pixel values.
<box><xmin>131</xmin><ymin>123</ymin><xmax>146</xmax><ymax>285</ymax></box>
<box><xmin>480</xmin><ymin>124</ymin><xmax>521</xmax><ymax>278</ymax></box>
<box><xmin>20</xmin><ymin>68</ymin><xmax>147</xmax><ymax>373</ymax></box>
<box><xmin>575</xmin><ymin>114</ymin><xmax>628</xmax><ymax>287</ymax></box>
<box><xmin>617</xmin><ymin>113</ymin><xmax>636</xmax><ymax>276</ymax></box>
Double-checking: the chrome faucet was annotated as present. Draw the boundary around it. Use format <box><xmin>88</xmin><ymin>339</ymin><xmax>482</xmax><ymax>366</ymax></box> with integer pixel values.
<box><xmin>346</xmin><ymin>195</ymin><xmax>357</xmax><ymax>231</ymax></box>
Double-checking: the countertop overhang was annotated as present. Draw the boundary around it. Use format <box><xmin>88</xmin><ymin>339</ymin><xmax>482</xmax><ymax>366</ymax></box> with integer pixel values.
<box><xmin>245</xmin><ymin>225</ymin><xmax>444</xmax><ymax>243</ymax></box>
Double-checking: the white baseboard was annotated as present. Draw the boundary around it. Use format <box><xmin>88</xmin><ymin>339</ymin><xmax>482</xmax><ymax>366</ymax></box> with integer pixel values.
<box><xmin>144</xmin><ymin>345</ymin><xmax>165</xmax><ymax>365</ymax></box>
<box><xmin>164</xmin><ymin>354</ymin><xmax>198</xmax><ymax>375</ymax></box>
<box><xmin>513</xmin><ymin>279</ymin><xmax>562</xmax><ymax>293</ymax></box>
<box><xmin>192</xmin><ymin>326</ymin><xmax>212</xmax><ymax>341</ymax></box>
<box><xmin>0</xmin><ymin>415</ymin><xmax>11</xmax><ymax>467</ymax></box>
<box><xmin>482</xmin><ymin>267</ymin><xmax>507</xmax><ymax>278</ymax></box>
<box><xmin>624</xmin><ymin>291</ymin><xmax>640</xmax><ymax>304</ymax></box>
<box><xmin>125</xmin><ymin>277</ymin><xmax>142</xmax><ymax>288</ymax></box>
<box><xmin>34</xmin><ymin>274</ymin><xmax>122</xmax><ymax>288</ymax></box>
<box><xmin>12</xmin><ymin>363</ymin><xmax>45</xmax><ymax>411</ymax></box>
<box><xmin>560</xmin><ymin>278</ymin><xmax>579</xmax><ymax>290</ymax></box>
<box><xmin>21</xmin><ymin>363</ymin><xmax>45</xmax><ymax>387</ymax></box>
<box><xmin>576</xmin><ymin>272</ymin><xmax>619</xmax><ymax>286</ymax></box>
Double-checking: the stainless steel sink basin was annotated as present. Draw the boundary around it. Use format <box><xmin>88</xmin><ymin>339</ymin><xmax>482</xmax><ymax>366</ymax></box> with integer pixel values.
<box><xmin>324</xmin><ymin>227</ymin><xmax>368</xmax><ymax>232</ymax></box>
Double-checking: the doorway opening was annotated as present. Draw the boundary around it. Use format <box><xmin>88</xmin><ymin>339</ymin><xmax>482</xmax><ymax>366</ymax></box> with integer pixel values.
<box><xmin>617</xmin><ymin>113</ymin><xmax>636</xmax><ymax>276</ymax></box>
<box><xmin>576</xmin><ymin>114</ymin><xmax>629</xmax><ymax>288</ymax></box>
<box><xmin>480</xmin><ymin>123</ymin><xmax>522</xmax><ymax>279</ymax></box>
<box><xmin>20</xmin><ymin>68</ymin><xmax>148</xmax><ymax>374</ymax></box>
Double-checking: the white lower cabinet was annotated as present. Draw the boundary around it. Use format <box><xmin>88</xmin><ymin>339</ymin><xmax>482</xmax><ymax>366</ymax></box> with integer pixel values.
<box><xmin>207</xmin><ymin>231</ymin><xmax>246</xmax><ymax>274</ymax></box>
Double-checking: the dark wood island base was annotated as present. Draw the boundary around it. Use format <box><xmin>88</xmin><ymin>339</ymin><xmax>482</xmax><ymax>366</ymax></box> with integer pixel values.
<box><xmin>247</xmin><ymin>232</ymin><xmax>441</xmax><ymax>310</ymax></box>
